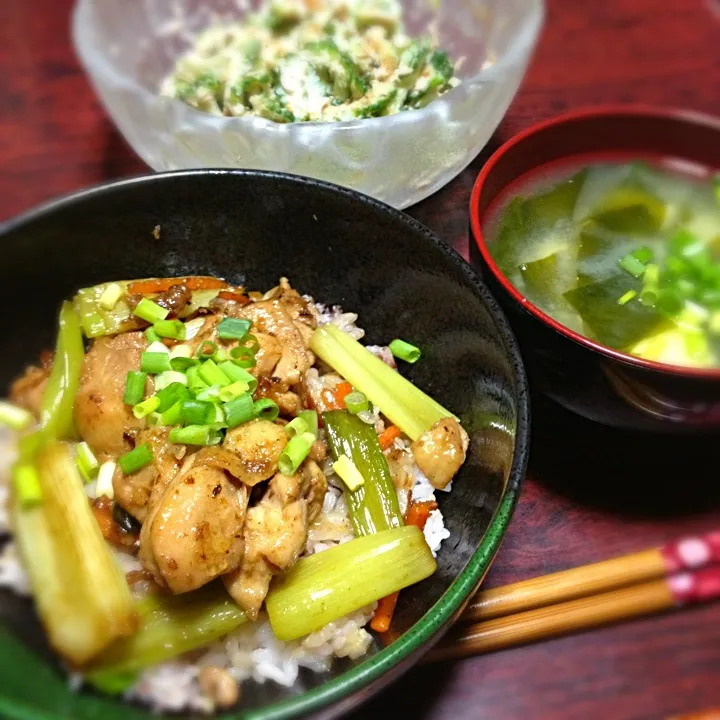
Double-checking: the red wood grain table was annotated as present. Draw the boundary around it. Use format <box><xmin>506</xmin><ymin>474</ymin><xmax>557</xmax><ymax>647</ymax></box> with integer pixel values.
<box><xmin>2</xmin><ymin>0</ymin><xmax>720</xmax><ymax>718</ymax></box>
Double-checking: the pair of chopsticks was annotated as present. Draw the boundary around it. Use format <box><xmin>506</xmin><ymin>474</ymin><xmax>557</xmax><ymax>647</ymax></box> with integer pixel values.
<box><xmin>430</xmin><ymin>529</ymin><xmax>720</xmax><ymax>661</ymax></box>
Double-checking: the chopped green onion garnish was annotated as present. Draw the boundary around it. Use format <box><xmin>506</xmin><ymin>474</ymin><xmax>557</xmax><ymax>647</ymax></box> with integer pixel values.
<box><xmin>140</xmin><ymin>352</ymin><xmax>171</xmax><ymax>375</ymax></box>
<box><xmin>123</xmin><ymin>371</ymin><xmax>147</xmax><ymax>407</ymax></box>
<box><xmin>76</xmin><ymin>442</ymin><xmax>99</xmax><ymax>483</ymax></box>
<box><xmin>146</xmin><ymin>341</ymin><xmax>171</xmax><ymax>355</ymax></box>
<box><xmin>199</xmin><ymin>359</ymin><xmax>231</xmax><ymax>387</ymax></box>
<box><xmin>153</xmin><ymin>319</ymin><xmax>186</xmax><ymax>341</ymax></box>
<box><xmin>631</xmin><ymin>247</ymin><xmax>654</xmax><ymax>264</ymax></box>
<box><xmin>170</xmin><ymin>357</ymin><xmax>198</xmax><ymax>372</ymax></box>
<box><xmin>253</xmin><ymin>399</ymin><xmax>279</xmax><ymax>422</ymax></box>
<box><xmin>186</xmin><ymin>365</ymin><xmax>208</xmax><ymax>393</ymax></box>
<box><xmin>98</xmin><ymin>283</ymin><xmax>124</xmax><ymax>311</ymax></box>
<box><xmin>298</xmin><ymin>410</ymin><xmax>318</xmax><ymax>439</ymax></box>
<box><xmin>160</xmin><ymin>401</ymin><xmax>184</xmax><ymax>426</ymax></box>
<box><xmin>133</xmin><ymin>298</ymin><xmax>169</xmax><ymax>324</ymax></box>
<box><xmin>617</xmin><ymin>290</ymin><xmax>637</xmax><ymax>306</ymax></box>
<box><xmin>181</xmin><ymin>400</ymin><xmax>215</xmax><ymax>426</ymax></box>
<box><xmin>389</xmin><ymin>339</ymin><xmax>421</xmax><ymax>363</ymax></box>
<box><xmin>214</xmin><ymin>348</ymin><xmax>229</xmax><ymax>363</ymax></box>
<box><xmin>285</xmin><ymin>416</ymin><xmax>308</xmax><ymax>437</ymax></box>
<box><xmin>132</xmin><ymin>395</ymin><xmax>161</xmax><ymax>419</ymax></box>
<box><xmin>12</xmin><ymin>464</ymin><xmax>42</xmax><ymax>508</ymax></box>
<box><xmin>210</xmin><ymin>404</ymin><xmax>227</xmax><ymax>426</ymax></box>
<box><xmin>218</xmin><ymin>361</ymin><xmax>257</xmax><ymax>392</ymax></box>
<box><xmin>278</xmin><ymin>432</ymin><xmax>315</xmax><ymax>476</ymax></box>
<box><xmin>170</xmin><ymin>343</ymin><xmax>193</xmax><ymax>359</ymax></box>
<box><xmin>243</xmin><ymin>334</ymin><xmax>260</xmax><ymax>354</ymax></box>
<box><xmin>196</xmin><ymin>341</ymin><xmax>218</xmax><ymax>359</ymax></box>
<box><xmin>154</xmin><ymin>371</ymin><xmax>189</xmax><ymax>392</ymax></box>
<box><xmin>156</xmin><ymin>382</ymin><xmax>190</xmax><ymax>412</ymax></box>
<box><xmin>618</xmin><ymin>254</ymin><xmax>647</xmax><ymax>278</ymax></box>
<box><xmin>217</xmin><ymin>318</ymin><xmax>252</xmax><ymax>341</ymax></box>
<box><xmin>196</xmin><ymin>386</ymin><xmax>223</xmax><ymax>404</ymax></box>
<box><xmin>145</xmin><ymin>327</ymin><xmax>159</xmax><ymax>344</ymax></box>
<box><xmin>229</xmin><ymin>345</ymin><xmax>257</xmax><ymax>368</ymax></box>
<box><xmin>344</xmin><ymin>391</ymin><xmax>369</xmax><ymax>414</ymax></box>
<box><xmin>230</xmin><ymin>345</ymin><xmax>255</xmax><ymax>361</ymax></box>
<box><xmin>0</xmin><ymin>401</ymin><xmax>33</xmax><ymax>431</ymax></box>
<box><xmin>218</xmin><ymin>381</ymin><xmax>251</xmax><ymax>403</ymax></box>
<box><xmin>223</xmin><ymin>393</ymin><xmax>254</xmax><ymax>428</ymax></box>
<box><xmin>96</xmin><ymin>460</ymin><xmax>116</xmax><ymax>498</ymax></box>
<box><xmin>146</xmin><ymin>412</ymin><xmax>163</xmax><ymax>427</ymax></box>
<box><xmin>644</xmin><ymin>264</ymin><xmax>660</xmax><ymax>286</ymax></box>
<box><xmin>670</xmin><ymin>229</ymin><xmax>704</xmax><ymax>258</ymax></box>
<box><xmin>655</xmin><ymin>288</ymin><xmax>683</xmax><ymax>316</ymax></box>
<box><xmin>640</xmin><ymin>288</ymin><xmax>659</xmax><ymax>307</ymax></box>
<box><xmin>332</xmin><ymin>453</ymin><xmax>365</xmax><ymax>491</ymax></box>
<box><xmin>118</xmin><ymin>444</ymin><xmax>154</xmax><ymax>475</ymax></box>
<box><xmin>168</xmin><ymin>425</ymin><xmax>222</xmax><ymax>446</ymax></box>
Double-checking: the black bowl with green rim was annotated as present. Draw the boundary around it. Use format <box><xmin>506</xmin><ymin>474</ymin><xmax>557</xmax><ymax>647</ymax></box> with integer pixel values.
<box><xmin>0</xmin><ymin>170</ymin><xmax>530</xmax><ymax>720</ymax></box>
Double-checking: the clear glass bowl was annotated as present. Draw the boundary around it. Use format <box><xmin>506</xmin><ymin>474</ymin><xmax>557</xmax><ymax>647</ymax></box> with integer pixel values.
<box><xmin>72</xmin><ymin>0</ymin><xmax>544</xmax><ymax>208</ymax></box>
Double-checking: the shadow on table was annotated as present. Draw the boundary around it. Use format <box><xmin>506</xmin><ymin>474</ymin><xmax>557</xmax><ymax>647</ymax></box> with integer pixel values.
<box><xmin>529</xmin><ymin>394</ymin><xmax>720</xmax><ymax>518</ymax></box>
<box><xmin>346</xmin><ymin>661</ymin><xmax>456</xmax><ymax>720</ymax></box>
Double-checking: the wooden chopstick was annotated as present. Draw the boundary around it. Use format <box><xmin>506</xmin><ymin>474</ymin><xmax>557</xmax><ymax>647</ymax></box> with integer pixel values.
<box><xmin>425</xmin><ymin>531</ymin><xmax>720</xmax><ymax>662</ymax></box>
<box><xmin>462</xmin><ymin>529</ymin><xmax>720</xmax><ymax>623</ymax></box>
<box><xmin>430</xmin><ymin>579</ymin><xmax>673</xmax><ymax>662</ymax></box>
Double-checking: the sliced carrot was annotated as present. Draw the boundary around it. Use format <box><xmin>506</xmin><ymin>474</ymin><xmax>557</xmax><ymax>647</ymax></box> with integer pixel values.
<box><xmin>406</xmin><ymin>500</ymin><xmax>438</xmax><ymax>530</ymax></box>
<box><xmin>217</xmin><ymin>290</ymin><xmax>250</xmax><ymax>305</ymax></box>
<box><xmin>127</xmin><ymin>277</ymin><xmax>228</xmax><ymax>294</ymax></box>
<box><xmin>377</xmin><ymin>425</ymin><xmax>401</xmax><ymax>450</ymax></box>
<box><xmin>370</xmin><ymin>592</ymin><xmax>400</xmax><ymax>633</ymax></box>
<box><xmin>321</xmin><ymin>389</ymin><xmax>343</xmax><ymax>411</ymax></box>
<box><xmin>334</xmin><ymin>381</ymin><xmax>353</xmax><ymax>408</ymax></box>
<box><xmin>372</xmin><ymin>500</ymin><xmax>438</xmax><ymax>634</ymax></box>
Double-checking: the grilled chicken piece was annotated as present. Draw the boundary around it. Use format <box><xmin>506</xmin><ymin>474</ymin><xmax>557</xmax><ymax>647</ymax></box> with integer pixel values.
<box><xmin>74</xmin><ymin>332</ymin><xmax>149</xmax><ymax>457</ymax></box>
<box><xmin>231</xmin><ymin>282</ymin><xmax>316</xmax><ymax>386</ymax></box>
<box><xmin>139</xmin><ymin>463</ymin><xmax>248</xmax><ymax>594</ymax></box>
<box><xmin>411</xmin><ymin>417</ymin><xmax>469</xmax><ymax>490</ymax></box>
<box><xmin>252</xmin><ymin>332</ymin><xmax>283</xmax><ymax>379</ymax></box>
<box><xmin>222</xmin><ymin>419</ymin><xmax>288</xmax><ymax>486</ymax></box>
<box><xmin>223</xmin><ymin>460</ymin><xmax>327</xmax><ymax>618</ymax></box>
<box><xmin>113</xmin><ymin>428</ymin><xmax>184</xmax><ymax>523</ymax></box>
<box><xmin>9</xmin><ymin>365</ymin><xmax>50</xmax><ymax>418</ymax></box>
<box><xmin>255</xmin><ymin>376</ymin><xmax>301</xmax><ymax>417</ymax></box>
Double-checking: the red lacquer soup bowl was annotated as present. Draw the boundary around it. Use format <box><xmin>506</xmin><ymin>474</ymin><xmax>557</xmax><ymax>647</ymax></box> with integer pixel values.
<box><xmin>470</xmin><ymin>106</ymin><xmax>720</xmax><ymax>433</ymax></box>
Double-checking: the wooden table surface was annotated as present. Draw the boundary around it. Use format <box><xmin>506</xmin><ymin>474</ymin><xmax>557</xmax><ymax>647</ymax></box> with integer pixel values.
<box><xmin>3</xmin><ymin>0</ymin><xmax>720</xmax><ymax>717</ymax></box>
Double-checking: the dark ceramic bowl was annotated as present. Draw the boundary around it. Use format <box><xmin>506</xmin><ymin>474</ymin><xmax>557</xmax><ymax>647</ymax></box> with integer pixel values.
<box><xmin>470</xmin><ymin>106</ymin><xmax>720</xmax><ymax>433</ymax></box>
<box><xmin>0</xmin><ymin>170</ymin><xmax>529</xmax><ymax>720</ymax></box>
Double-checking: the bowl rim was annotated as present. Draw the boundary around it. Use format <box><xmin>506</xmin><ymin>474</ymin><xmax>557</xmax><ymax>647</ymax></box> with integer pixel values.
<box><xmin>470</xmin><ymin>104</ymin><xmax>720</xmax><ymax>381</ymax></box>
<box><xmin>0</xmin><ymin>168</ymin><xmax>531</xmax><ymax>720</ymax></box>
<box><xmin>71</xmin><ymin>0</ymin><xmax>545</xmax><ymax>134</ymax></box>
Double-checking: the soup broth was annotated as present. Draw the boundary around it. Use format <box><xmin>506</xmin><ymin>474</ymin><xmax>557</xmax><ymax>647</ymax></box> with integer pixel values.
<box><xmin>488</xmin><ymin>161</ymin><xmax>720</xmax><ymax>369</ymax></box>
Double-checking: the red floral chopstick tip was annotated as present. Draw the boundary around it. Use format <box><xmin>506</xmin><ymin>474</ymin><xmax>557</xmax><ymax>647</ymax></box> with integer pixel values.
<box><xmin>661</xmin><ymin>531</ymin><xmax>720</xmax><ymax>573</ymax></box>
<box><xmin>668</xmin><ymin>566</ymin><xmax>720</xmax><ymax>606</ymax></box>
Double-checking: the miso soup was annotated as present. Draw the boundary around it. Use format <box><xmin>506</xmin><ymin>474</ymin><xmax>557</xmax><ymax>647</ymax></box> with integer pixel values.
<box><xmin>488</xmin><ymin>162</ymin><xmax>720</xmax><ymax>369</ymax></box>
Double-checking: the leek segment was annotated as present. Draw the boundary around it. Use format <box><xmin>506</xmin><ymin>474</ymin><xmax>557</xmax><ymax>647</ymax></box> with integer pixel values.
<box><xmin>12</xmin><ymin>443</ymin><xmax>136</xmax><ymax>665</ymax></box>
<box><xmin>88</xmin><ymin>584</ymin><xmax>247</xmax><ymax>680</ymax></box>
<box><xmin>310</xmin><ymin>325</ymin><xmax>454</xmax><ymax>440</ymax></box>
<box><xmin>266</xmin><ymin>526</ymin><xmax>436</xmax><ymax>641</ymax></box>
<box><xmin>324</xmin><ymin>410</ymin><xmax>402</xmax><ymax>536</ymax></box>
<box><xmin>40</xmin><ymin>301</ymin><xmax>85</xmax><ymax>442</ymax></box>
